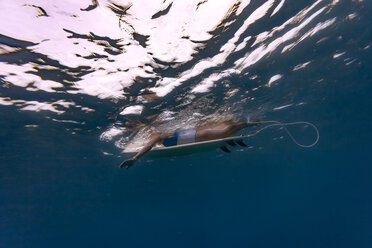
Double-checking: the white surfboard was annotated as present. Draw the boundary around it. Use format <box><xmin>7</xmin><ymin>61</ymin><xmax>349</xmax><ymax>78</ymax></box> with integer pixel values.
<box><xmin>122</xmin><ymin>135</ymin><xmax>251</xmax><ymax>158</ymax></box>
<box><xmin>121</xmin><ymin>121</ymin><xmax>319</xmax><ymax>158</ymax></box>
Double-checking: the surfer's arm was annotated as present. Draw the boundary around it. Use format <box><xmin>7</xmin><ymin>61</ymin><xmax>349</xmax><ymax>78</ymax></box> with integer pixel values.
<box><xmin>119</xmin><ymin>134</ymin><xmax>168</xmax><ymax>169</ymax></box>
<box><xmin>132</xmin><ymin>136</ymin><xmax>162</xmax><ymax>160</ymax></box>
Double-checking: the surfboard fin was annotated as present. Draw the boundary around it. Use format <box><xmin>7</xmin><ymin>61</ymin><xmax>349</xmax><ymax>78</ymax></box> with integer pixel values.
<box><xmin>226</xmin><ymin>140</ymin><xmax>237</xmax><ymax>146</ymax></box>
<box><xmin>236</xmin><ymin>139</ymin><xmax>247</xmax><ymax>147</ymax></box>
<box><xmin>220</xmin><ymin>146</ymin><xmax>231</xmax><ymax>153</ymax></box>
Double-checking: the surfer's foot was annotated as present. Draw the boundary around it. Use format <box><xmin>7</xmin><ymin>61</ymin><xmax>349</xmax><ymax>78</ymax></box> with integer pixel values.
<box><xmin>245</xmin><ymin>119</ymin><xmax>261</xmax><ymax>127</ymax></box>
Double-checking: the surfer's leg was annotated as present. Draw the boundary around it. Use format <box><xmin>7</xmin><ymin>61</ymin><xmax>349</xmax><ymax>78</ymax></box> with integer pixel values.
<box><xmin>221</xmin><ymin>121</ymin><xmax>260</xmax><ymax>135</ymax></box>
<box><xmin>195</xmin><ymin>121</ymin><xmax>244</xmax><ymax>142</ymax></box>
<box><xmin>196</xmin><ymin>120</ymin><xmax>261</xmax><ymax>142</ymax></box>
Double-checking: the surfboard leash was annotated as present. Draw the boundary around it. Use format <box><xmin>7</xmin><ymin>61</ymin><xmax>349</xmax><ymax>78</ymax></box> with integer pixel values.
<box><xmin>239</xmin><ymin>120</ymin><xmax>320</xmax><ymax>148</ymax></box>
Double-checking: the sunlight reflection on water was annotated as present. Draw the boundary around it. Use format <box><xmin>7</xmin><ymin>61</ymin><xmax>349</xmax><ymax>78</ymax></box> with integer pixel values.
<box><xmin>0</xmin><ymin>0</ymin><xmax>368</xmax><ymax>150</ymax></box>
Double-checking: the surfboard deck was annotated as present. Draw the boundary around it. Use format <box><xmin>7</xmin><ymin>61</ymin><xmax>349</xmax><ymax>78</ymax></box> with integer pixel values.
<box><xmin>121</xmin><ymin>134</ymin><xmax>252</xmax><ymax>158</ymax></box>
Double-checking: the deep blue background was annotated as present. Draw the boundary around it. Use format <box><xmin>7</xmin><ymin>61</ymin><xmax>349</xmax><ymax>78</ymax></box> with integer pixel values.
<box><xmin>1</xmin><ymin>1</ymin><xmax>372</xmax><ymax>247</ymax></box>
<box><xmin>1</xmin><ymin>63</ymin><xmax>371</xmax><ymax>248</ymax></box>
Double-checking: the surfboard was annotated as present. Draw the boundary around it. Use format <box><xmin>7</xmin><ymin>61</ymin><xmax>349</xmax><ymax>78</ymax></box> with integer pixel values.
<box><xmin>121</xmin><ymin>134</ymin><xmax>252</xmax><ymax>158</ymax></box>
<box><xmin>119</xmin><ymin>121</ymin><xmax>319</xmax><ymax>163</ymax></box>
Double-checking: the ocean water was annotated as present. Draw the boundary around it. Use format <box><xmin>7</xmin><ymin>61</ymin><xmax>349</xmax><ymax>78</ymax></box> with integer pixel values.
<box><xmin>0</xmin><ymin>0</ymin><xmax>371</xmax><ymax>247</ymax></box>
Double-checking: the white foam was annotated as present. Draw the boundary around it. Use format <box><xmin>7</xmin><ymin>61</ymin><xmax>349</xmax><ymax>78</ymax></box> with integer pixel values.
<box><xmin>273</xmin><ymin>104</ymin><xmax>292</xmax><ymax>110</ymax></box>
<box><xmin>120</xmin><ymin>105</ymin><xmax>144</xmax><ymax>115</ymax></box>
<box><xmin>267</xmin><ymin>74</ymin><xmax>282</xmax><ymax>87</ymax></box>
<box><xmin>0</xmin><ymin>97</ymin><xmax>13</xmax><ymax>106</ymax></box>
<box><xmin>271</xmin><ymin>0</ymin><xmax>285</xmax><ymax>17</ymax></box>
<box><xmin>293</xmin><ymin>61</ymin><xmax>311</xmax><ymax>71</ymax></box>
<box><xmin>333</xmin><ymin>52</ymin><xmax>345</xmax><ymax>59</ymax></box>
<box><xmin>0</xmin><ymin>0</ymin><xmax>340</xmax><ymax>105</ymax></box>
<box><xmin>100</xmin><ymin>126</ymin><xmax>125</xmax><ymax>141</ymax></box>
<box><xmin>20</xmin><ymin>101</ymin><xmax>65</xmax><ymax>114</ymax></box>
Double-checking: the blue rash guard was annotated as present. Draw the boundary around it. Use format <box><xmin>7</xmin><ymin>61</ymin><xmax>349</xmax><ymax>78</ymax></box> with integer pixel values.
<box><xmin>162</xmin><ymin>129</ymin><xmax>196</xmax><ymax>147</ymax></box>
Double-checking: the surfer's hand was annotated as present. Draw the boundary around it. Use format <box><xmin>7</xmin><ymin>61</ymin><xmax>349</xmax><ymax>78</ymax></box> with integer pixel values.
<box><xmin>119</xmin><ymin>158</ymin><xmax>137</xmax><ymax>169</ymax></box>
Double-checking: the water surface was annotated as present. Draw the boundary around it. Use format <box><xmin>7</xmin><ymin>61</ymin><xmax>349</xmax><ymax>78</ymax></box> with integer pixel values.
<box><xmin>1</xmin><ymin>0</ymin><xmax>371</xmax><ymax>247</ymax></box>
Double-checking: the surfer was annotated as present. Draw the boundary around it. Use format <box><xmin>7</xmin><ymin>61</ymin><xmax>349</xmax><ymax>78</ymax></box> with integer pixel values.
<box><xmin>120</xmin><ymin>120</ymin><xmax>261</xmax><ymax>169</ymax></box>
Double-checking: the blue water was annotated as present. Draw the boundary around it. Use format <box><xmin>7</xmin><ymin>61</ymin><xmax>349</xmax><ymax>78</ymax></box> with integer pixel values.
<box><xmin>1</xmin><ymin>0</ymin><xmax>371</xmax><ymax>247</ymax></box>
